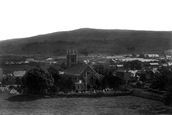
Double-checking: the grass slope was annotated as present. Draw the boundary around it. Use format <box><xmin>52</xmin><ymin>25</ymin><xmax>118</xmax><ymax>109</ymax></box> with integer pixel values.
<box><xmin>0</xmin><ymin>91</ymin><xmax>171</xmax><ymax>115</ymax></box>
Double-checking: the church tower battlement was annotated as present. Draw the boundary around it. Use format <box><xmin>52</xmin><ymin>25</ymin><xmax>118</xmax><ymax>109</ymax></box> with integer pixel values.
<box><xmin>66</xmin><ymin>49</ymin><xmax>78</xmax><ymax>68</ymax></box>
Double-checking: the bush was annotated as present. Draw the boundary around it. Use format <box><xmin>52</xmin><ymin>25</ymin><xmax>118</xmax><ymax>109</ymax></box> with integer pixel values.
<box><xmin>48</xmin><ymin>85</ymin><xmax>59</xmax><ymax>95</ymax></box>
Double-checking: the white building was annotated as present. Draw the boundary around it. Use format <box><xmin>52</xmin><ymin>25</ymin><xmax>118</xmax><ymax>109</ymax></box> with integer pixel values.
<box><xmin>26</xmin><ymin>58</ymin><xmax>35</xmax><ymax>62</ymax></box>
<box><xmin>145</xmin><ymin>54</ymin><xmax>160</xmax><ymax>58</ymax></box>
<box><xmin>13</xmin><ymin>71</ymin><xmax>26</xmax><ymax>78</ymax></box>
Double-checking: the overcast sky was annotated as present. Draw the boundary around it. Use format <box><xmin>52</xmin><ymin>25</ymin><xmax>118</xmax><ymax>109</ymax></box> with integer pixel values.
<box><xmin>0</xmin><ymin>0</ymin><xmax>171</xmax><ymax>41</ymax></box>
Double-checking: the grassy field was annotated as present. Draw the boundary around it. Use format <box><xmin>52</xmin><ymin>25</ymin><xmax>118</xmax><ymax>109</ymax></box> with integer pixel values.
<box><xmin>0</xmin><ymin>91</ymin><xmax>172</xmax><ymax>115</ymax></box>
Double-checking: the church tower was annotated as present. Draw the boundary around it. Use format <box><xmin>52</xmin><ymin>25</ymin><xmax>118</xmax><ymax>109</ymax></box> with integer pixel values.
<box><xmin>66</xmin><ymin>49</ymin><xmax>78</xmax><ymax>68</ymax></box>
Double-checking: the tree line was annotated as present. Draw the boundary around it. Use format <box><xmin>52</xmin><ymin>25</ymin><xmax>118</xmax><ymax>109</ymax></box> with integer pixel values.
<box><xmin>20</xmin><ymin>65</ymin><xmax>124</xmax><ymax>95</ymax></box>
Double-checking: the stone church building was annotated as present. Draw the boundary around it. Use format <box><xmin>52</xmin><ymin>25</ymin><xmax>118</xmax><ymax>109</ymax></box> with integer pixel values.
<box><xmin>64</xmin><ymin>49</ymin><xmax>99</xmax><ymax>91</ymax></box>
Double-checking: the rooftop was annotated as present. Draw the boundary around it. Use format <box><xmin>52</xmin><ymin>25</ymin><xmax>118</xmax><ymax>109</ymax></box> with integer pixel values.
<box><xmin>64</xmin><ymin>65</ymin><xmax>95</xmax><ymax>76</ymax></box>
<box><xmin>149</xmin><ymin>63</ymin><xmax>159</xmax><ymax>66</ymax></box>
<box><xmin>13</xmin><ymin>71</ymin><xmax>26</xmax><ymax>77</ymax></box>
<box><xmin>121</xmin><ymin>58</ymin><xmax>158</xmax><ymax>62</ymax></box>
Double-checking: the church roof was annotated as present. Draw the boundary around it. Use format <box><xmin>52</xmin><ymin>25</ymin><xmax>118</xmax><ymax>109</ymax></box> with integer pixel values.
<box><xmin>64</xmin><ymin>65</ymin><xmax>95</xmax><ymax>76</ymax></box>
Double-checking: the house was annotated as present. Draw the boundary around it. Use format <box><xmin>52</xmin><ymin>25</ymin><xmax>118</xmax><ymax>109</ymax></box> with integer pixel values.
<box><xmin>144</xmin><ymin>62</ymin><xmax>160</xmax><ymax>69</ymax></box>
<box><xmin>145</xmin><ymin>69</ymin><xmax>155</xmax><ymax>80</ymax></box>
<box><xmin>149</xmin><ymin>63</ymin><xmax>160</xmax><ymax>68</ymax></box>
<box><xmin>128</xmin><ymin>70</ymin><xmax>138</xmax><ymax>77</ymax></box>
<box><xmin>2</xmin><ymin>71</ymin><xmax>26</xmax><ymax>85</ymax></box>
<box><xmin>116</xmin><ymin>64</ymin><xmax>124</xmax><ymax>70</ymax></box>
<box><xmin>2</xmin><ymin>74</ymin><xmax>15</xmax><ymax>85</ymax></box>
<box><xmin>64</xmin><ymin>65</ymin><xmax>99</xmax><ymax>91</ymax></box>
<box><xmin>46</xmin><ymin>58</ymin><xmax>57</xmax><ymax>64</ymax></box>
<box><xmin>165</xmin><ymin>55</ymin><xmax>172</xmax><ymax>59</ymax></box>
<box><xmin>168</xmin><ymin>62</ymin><xmax>172</xmax><ymax>66</ymax></box>
<box><xmin>135</xmin><ymin>70</ymin><xmax>146</xmax><ymax>82</ymax></box>
<box><xmin>135</xmin><ymin>69</ymin><xmax>155</xmax><ymax>82</ymax></box>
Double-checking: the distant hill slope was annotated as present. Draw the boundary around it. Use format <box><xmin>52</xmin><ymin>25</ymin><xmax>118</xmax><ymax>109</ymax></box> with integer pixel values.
<box><xmin>0</xmin><ymin>28</ymin><xmax>172</xmax><ymax>56</ymax></box>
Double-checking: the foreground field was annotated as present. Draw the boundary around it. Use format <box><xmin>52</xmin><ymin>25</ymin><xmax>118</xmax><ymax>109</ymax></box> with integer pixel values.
<box><xmin>0</xmin><ymin>92</ymin><xmax>172</xmax><ymax>115</ymax></box>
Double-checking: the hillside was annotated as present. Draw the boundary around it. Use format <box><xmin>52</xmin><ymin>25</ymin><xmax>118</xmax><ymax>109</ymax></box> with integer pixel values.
<box><xmin>0</xmin><ymin>28</ymin><xmax>172</xmax><ymax>56</ymax></box>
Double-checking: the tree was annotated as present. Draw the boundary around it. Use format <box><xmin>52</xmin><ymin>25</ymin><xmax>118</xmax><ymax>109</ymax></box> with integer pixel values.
<box><xmin>21</xmin><ymin>67</ymin><xmax>54</xmax><ymax>94</ymax></box>
<box><xmin>149</xmin><ymin>67</ymin><xmax>172</xmax><ymax>105</ymax></box>
<box><xmin>150</xmin><ymin>67</ymin><xmax>172</xmax><ymax>91</ymax></box>
<box><xmin>164</xmin><ymin>86</ymin><xmax>172</xmax><ymax>105</ymax></box>
<box><xmin>93</xmin><ymin>65</ymin><xmax>124</xmax><ymax>89</ymax></box>
<box><xmin>93</xmin><ymin>64</ymin><xmax>106</xmax><ymax>75</ymax></box>
<box><xmin>60</xmin><ymin>62</ymin><xmax>67</xmax><ymax>70</ymax></box>
<box><xmin>58</xmin><ymin>76</ymin><xmax>75</xmax><ymax>92</ymax></box>
<box><xmin>124</xmin><ymin>60</ymin><xmax>142</xmax><ymax>70</ymax></box>
<box><xmin>107</xmin><ymin>71</ymin><xmax>123</xmax><ymax>90</ymax></box>
<box><xmin>15</xmin><ymin>77</ymin><xmax>21</xmax><ymax>85</ymax></box>
<box><xmin>47</xmin><ymin>66</ymin><xmax>61</xmax><ymax>88</ymax></box>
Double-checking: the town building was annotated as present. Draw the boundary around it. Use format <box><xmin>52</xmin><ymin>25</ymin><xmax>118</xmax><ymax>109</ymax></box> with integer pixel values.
<box><xmin>144</xmin><ymin>62</ymin><xmax>160</xmax><ymax>69</ymax></box>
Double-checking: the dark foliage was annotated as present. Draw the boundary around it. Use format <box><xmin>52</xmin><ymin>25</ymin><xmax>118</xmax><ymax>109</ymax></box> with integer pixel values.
<box><xmin>164</xmin><ymin>86</ymin><xmax>172</xmax><ymax>105</ymax></box>
<box><xmin>60</xmin><ymin>62</ymin><xmax>67</xmax><ymax>70</ymax></box>
<box><xmin>150</xmin><ymin>67</ymin><xmax>172</xmax><ymax>91</ymax></box>
<box><xmin>21</xmin><ymin>67</ymin><xmax>54</xmax><ymax>94</ymax></box>
<box><xmin>47</xmin><ymin>66</ymin><xmax>61</xmax><ymax>87</ymax></box>
<box><xmin>93</xmin><ymin>64</ymin><xmax>123</xmax><ymax>89</ymax></box>
<box><xmin>58</xmin><ymin>76</ymin><xmax>75</xmax><ymax>92</ymax></box>
<box><xmin>124</xmin><ymin>60</ymin><xmax>142</xmax><ymax>70</ymax></box>
<box><xmin>106</xmin><ymin>71</ymin><xmax>123</xmax><ymax>90</ymax></box>
<box><xmin>15</xmin><ymin>77</ymin><xmax>21</xmax><ymax>85</ymax></box>
<box><xmin>149</xmin><ymin>67</ymin><xmax>172</xmax><ymax>105</ymax></box>
<box><xmin>93</xmin><ymin>64</ymin><xmax>107</xmax><ymax>76</ymax></box>
<box><xmin>48</xmin><ymin>85</ymin><xmax>59</xmax><ymax>95</ymax></box>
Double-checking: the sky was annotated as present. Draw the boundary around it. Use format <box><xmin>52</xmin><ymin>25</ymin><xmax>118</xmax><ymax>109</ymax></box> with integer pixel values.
<box><xmin>0</xmin><ymin>0</ymin><xmax>172</xmax><ymax>41</ymax></box>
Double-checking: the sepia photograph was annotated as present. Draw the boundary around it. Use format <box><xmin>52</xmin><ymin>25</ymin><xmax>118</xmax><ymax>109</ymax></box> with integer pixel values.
<box><xmin>0</xmin><ymin>0</ymin><xmax>172</xmax><ymax>114</ymax></box>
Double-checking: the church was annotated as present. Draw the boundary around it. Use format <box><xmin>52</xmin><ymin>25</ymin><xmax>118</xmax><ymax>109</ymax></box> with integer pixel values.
<box><xmin>64</xmin><ymin>49</ymin><xmax>99</xmax><ymax>91</ymax></box>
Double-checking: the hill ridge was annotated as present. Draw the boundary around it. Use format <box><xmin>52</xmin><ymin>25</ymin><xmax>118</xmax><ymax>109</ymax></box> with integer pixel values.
<box><xmin>0</xmin><ymin>28</ymin><xmax>172</xmax><ymax>56</ymax></box>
